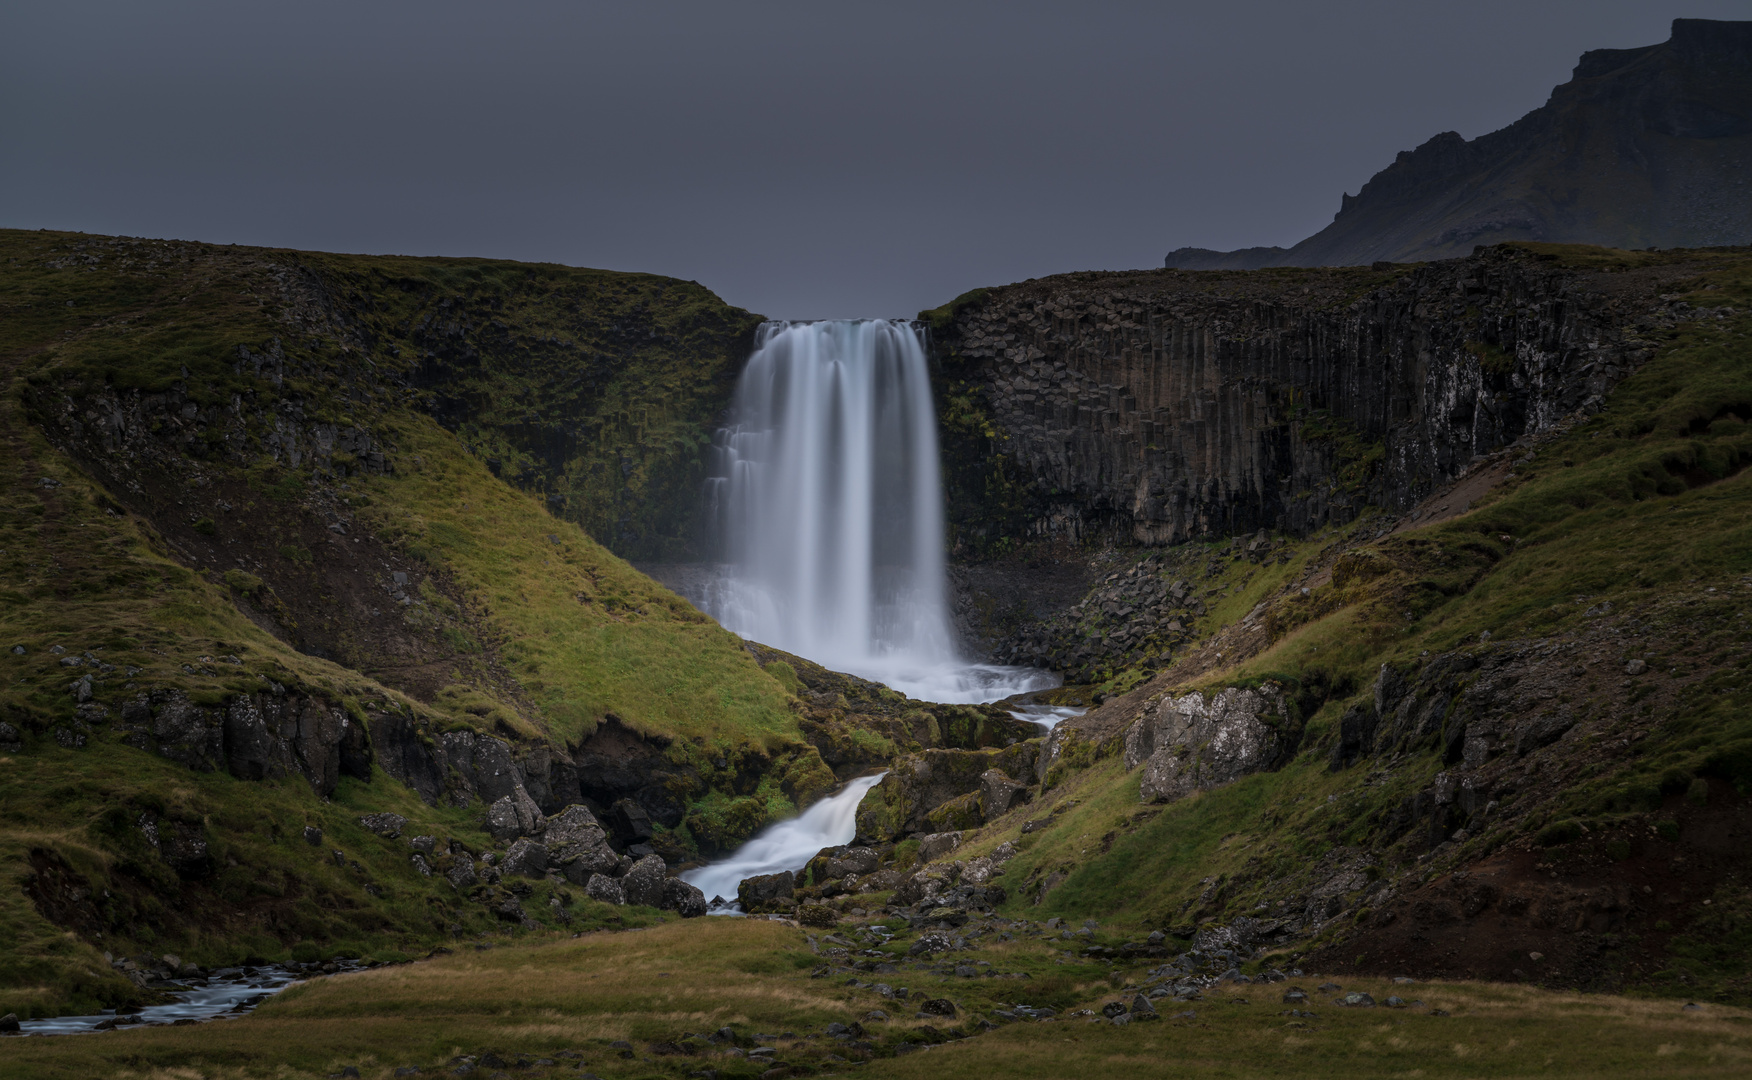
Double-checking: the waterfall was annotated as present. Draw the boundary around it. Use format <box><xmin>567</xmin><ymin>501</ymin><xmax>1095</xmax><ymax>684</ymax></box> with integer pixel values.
<box><xmin>703</xmin><ymin>320</ymin><xmax>1054</xmax><ymax>704</ymax></box>
<box><xmin>682</xmin><ymin>772</ymin><xmax>886</xmax><ymax>910</ymax></box>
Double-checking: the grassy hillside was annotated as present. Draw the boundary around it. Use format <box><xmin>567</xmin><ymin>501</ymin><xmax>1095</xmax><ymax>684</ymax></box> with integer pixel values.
<box><xmin>921</xmin><ymin>243</ymin><xmax>1752</xmax><ymax>1002</ymax></box>
<box><xmin>0</xmin><ymin>229</ymin><xmax>808</xmax><ymax>1016</ymax></box>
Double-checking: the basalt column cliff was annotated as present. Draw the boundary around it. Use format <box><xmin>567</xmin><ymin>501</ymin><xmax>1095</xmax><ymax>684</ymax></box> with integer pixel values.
<box><xmin>930</xmin><ymin>245</ymin><xmax>1718</xmax><ymax>553</ymax></box>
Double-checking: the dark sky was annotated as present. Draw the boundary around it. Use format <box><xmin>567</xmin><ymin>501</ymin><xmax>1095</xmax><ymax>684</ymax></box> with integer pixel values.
<box><xmin>4</xmin><ymin>2</ymin><xmax>1742</xmax><ymax>319</ymax></box>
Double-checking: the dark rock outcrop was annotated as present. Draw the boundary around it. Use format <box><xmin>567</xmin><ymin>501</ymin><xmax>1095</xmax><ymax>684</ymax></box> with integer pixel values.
<box><xmin>116</xmin><ymin>688</ymin><xmax>370</xmax><ymax>797</ymax></box>
<box><xmin>737</xmin><ymin>871</ymin><xmax>795</xmax><ymax>911</ymax></box>
<box><xmin>934</xmin><ymin>244</ymin><xmax>1717</xmax><ymax>554</ymax></box>
<box><xmin>855</xmin><ymin>744</ymin><xmax>1041</xmax><ymax>841</ymax></box>
<box><xmin>1166</xmin><ymin>19</ymin><xmax>1752</xmax><ymax>268</ymax></box>
<box><xmin>1122</xmin><ymin>685</ymin><xmax>1294</xmax><ymax>803</ymax></box>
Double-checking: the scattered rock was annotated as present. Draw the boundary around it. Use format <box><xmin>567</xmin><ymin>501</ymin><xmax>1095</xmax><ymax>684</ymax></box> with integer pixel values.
<box><xmin>484</xmin><ymin>787</ymin><xmax>545</xmax><ymax>843</ymax></box>
<box><xmin>621</xmin><ymin>854</ymin><xmax>668</xmax><ymax>908</ymax></box>
<box><xmin>447</xmin><ymin>860</ymin><xmax>478</xmax><ymax>891</ymax></box>
<box><xmin>1125</xmin><ymin>686</ymin><xmax>1290</xmax><ymax>804</ymax></box>
<box><xmin>359</xmin><ymin>813</ymin><xmax>407</xmax><ymax>839</ymax></box>
<box><xmin>737</xmin><ymin>870</ymin><xmax>795</xmax><ymax>911</ymax></box>
<box><xmin>302</xmin><ymin>825</ymin><xmax>323</xmax><ymax>846</ymax></box>
<box><xmin>500</xmin><ymin>838</ymin><xmax>549</xmax><ymax>878</ymax></box>
<box><xmin>585</xmin><ymin>873</ymin><xmax>626</xmax><ymax>906</ymax></box>
<box><xmin>662</xmin><ymin>876</ymin><xmax>708</xmax><ymax>918</ymax></box>
<box><xmin>978</xmin><ymin>769</ymin><xmax>1031</xmax><ymax>820</ymax></box>
<box><xmin>917</xmin><ymin>832</ymin><xmax>964</xmax><ymax>863</ymax></box>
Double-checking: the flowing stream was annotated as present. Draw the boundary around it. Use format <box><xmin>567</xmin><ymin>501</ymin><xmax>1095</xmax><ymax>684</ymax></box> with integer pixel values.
<box><xmin>682</xmin><ymin>773</ymin><xmax>886</xmax><ymax>910</ymax></box>
<box><xmin>702</xmin><ymin>319</ymin><xmax>1055</xmax><ymax>705</ymax></box>
<box><xmin>13</xmin><ymin>964</ymin><xmax>327</xmax><ymax>1035</ymax></box>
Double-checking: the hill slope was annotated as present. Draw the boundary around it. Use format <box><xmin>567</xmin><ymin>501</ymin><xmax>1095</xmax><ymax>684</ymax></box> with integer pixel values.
<box><xmin>0</xmin><ymin>229</ymin><xmax>1039</xmax><ymax>1018</ymax></box>
<box><xmin>1166</xmin><ymin>19</ymin><xmax>1752</xmax><ymax>270</ymax></box>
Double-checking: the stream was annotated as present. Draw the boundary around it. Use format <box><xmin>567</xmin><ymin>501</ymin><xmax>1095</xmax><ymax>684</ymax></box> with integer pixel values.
<box><xmin>11</xmin><ymin>962</ymin><xmax>354</xmax><ymax>1036</ymax></box>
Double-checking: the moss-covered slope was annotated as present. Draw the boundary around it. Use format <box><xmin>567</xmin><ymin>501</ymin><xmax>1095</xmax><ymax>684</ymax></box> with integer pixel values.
<box><xmin>0</xmin><ymin>229</ymin><xmax>800</xmax><ymax>1016</ymax></box>
<box><xmin>884</xmin><ymin>244</ymin><xmax>1752</xmax><ymax>1004</ymax></box>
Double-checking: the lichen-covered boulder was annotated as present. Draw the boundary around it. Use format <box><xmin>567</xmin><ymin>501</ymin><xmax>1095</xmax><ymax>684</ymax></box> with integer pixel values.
<box><xmin>1123</xmin><ymin>686</ymin><xmax>1289</xmax><ymax>804</ymax></box>
<box><xmin>584</xmin><ymin>872</ymin><xmax>626</xmax><ymax>905</ymax></box>
<box><xmin>661</xmin><ymin>876</ymin><xmax>708</xmax><ymax>918</ymax></box>
<box><xmin>621</xmin><ymin>853</ymin><xmax>668</xmax><ymax>908</ymax></box>
<box><xmin>484</xmin><ymin>785</ymin><xmax>546</xmax><ymax>843</ymax></box>
<box><xmin>501</xmin><ymin>838</ymin><xmax>548</xmax><ymax>877</ymax></box>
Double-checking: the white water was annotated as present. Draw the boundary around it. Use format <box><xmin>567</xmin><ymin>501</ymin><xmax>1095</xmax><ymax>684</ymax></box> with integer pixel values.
<box><xmin>16</xmin><ymin>964</ymin><xmax>310</xmax><ymax>1035</ymax></box>
<box><xmin>683</xmin><ymin>773</ymin><xmax>886</xmax><ymax>909</ymax></box>
<box><xmin>704</xmin><ymin>319</ymin><xmax>1054</xmax><ymax>704</ymax></box>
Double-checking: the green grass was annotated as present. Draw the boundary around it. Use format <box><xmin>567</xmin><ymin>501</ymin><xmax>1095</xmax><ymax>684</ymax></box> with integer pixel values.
<box><xmin>946</xmin><ymin>246</ymin><xmax>1752</xmax><ymax>987</ymax></box>
<box><xmin>0</xmin><ymin>229</ymin><xmax>814</xmax><ymax>1015</ymax></box>
<box><xmin>353</xmin><ymin>415</ymin><xmax>799</xmax><ymax>747</ymax></box>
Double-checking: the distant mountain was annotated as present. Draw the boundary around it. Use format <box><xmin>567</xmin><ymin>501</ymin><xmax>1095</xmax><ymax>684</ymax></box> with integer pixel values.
<box><xmin>1167</xmin><ymin>18</ymin><xmax>1752</xmax><ymax>270</ymax></box>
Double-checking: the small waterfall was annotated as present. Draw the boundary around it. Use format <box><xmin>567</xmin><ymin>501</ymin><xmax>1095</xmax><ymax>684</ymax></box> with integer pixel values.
<box><xmin>682</xmin><ymin>773</ymin><xmax>886</xmax><ymax>910</ymax></box>
<box><xmin>703</xmin><ymin>319</ymin><xmax>1054</xmax><ymax>704</ymax></box>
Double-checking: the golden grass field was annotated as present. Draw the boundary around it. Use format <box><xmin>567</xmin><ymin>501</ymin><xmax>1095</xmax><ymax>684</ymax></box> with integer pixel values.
<box><xmin>4</xmin><ymin>917</ymin><xmax>1749</xmax><ymax>1080</ymax></box>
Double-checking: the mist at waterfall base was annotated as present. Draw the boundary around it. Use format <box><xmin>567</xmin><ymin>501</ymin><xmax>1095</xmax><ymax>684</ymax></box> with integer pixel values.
<box><xmin>683</xmin><ymin>773</ymin><xmax>886</xmax><ymax>910</ymax></box>
<box><xmin>701</xmin><ymin>320</ymin><xmax>1056</xmax><ymax>705</ymax></box>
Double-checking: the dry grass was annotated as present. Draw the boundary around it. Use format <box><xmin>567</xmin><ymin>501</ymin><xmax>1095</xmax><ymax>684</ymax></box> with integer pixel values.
<box><xmin>6</xmin><ymin>920</ymin><xmax>1750</xmax><ymax>1080</ymax></box>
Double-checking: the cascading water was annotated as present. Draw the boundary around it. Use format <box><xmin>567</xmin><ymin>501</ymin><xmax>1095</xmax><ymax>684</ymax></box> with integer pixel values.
<box><xmin>682</xmin><ymin>773</ymin><xmax>886</xmax><ymax>911</ymax></box>
<box><xmin>703</xmin><ymin>319</ymin><xmax>1055</xmax><ymax>704</ymax></box>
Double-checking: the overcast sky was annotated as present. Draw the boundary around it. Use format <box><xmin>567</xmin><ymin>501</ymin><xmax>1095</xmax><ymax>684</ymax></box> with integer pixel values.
<box><xmin>3</xmin><ymin>2</ymin><xmax>1743</xmax><ymax>319</ymax></box>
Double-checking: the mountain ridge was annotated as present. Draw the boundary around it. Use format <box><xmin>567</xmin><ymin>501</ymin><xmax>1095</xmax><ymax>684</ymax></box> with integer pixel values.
<box><xmin>1166</xmin><ymin>18</ymin><xmax>1752</xmax><ymax>270</ymax></box>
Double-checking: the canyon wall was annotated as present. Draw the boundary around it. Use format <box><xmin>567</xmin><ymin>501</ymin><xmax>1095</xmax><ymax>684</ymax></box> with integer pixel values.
<box><xmin>932</xmin><ymin>244</ymin><xmax>1721</xmax><ymax>553</ymax></box>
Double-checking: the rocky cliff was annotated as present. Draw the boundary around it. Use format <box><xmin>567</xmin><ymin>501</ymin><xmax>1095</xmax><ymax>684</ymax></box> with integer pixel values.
<box><xmin>1166</xmin><ymin>19</ymin><xmax>1752</xmax><ymax>270</ymax></box>
<box><xmin>931</xmin><ymin>243</ymin><xmax>1725</xmax><ymax>555</ymax></box>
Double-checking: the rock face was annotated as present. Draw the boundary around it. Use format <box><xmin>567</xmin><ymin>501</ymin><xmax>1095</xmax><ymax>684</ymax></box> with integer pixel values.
<box><xmin>855</xmin><ymin>744</ymin><xmax>1041</xmax><ymax>841</ymax></box>
<box><xmin>115</xmin><ymin>688</ymin><xmax>371</xmax><ymax>797</ymax></box>
<box><xmin>1123</xmin><ymin>686</ymin><xmax>1293</xmax><ymax>803</ymax></box>
<box><xmin>934</xmin><ymin>245</ymin><xmax>1705</xmax><ymax>555</ymax></box>
<box><xmin>1165</xmin><ymin>20</ymin><xmax>1752</xmax><ymax>268</ymax></box>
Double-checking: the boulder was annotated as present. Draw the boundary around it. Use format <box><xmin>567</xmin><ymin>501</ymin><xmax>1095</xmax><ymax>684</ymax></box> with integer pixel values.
<box><xmin>1124</xmin><ymin>687</ymin><xmax>1289</xmax><ymax>804</ymax></box>
<box><xmin>585</xmin><ymin>872</ymin><xmax>626</xmax><ymax>905</ymax></box>
<box><xmin>621</xmin><ymin>854</ymin><xmax>668</xmax><ymax>908</ymax></box>
<box><xmin>485</xmin><ymin>786</ymin><xmax>545</xmax><ymax>843</ymax></box>
<box><xmin>543</xmin><ymin>805</ymin><xmax>620</xmax><ymax>882</ymax></box>
<box><xmin>359</xmin><ymin>813</ymin><xmax>407</xmax><ymax>839</ymax></box>
<box><xmin>978</xmin><ymin>768</ymin><xmax>1031</xmax><ymax>821</ymax></box>
<box><xmin>661</xmin><ymin>876</ymin><xmax>708</xmax><ymax>918</ymax></box>
<box><xmin>737</xmin><ymin>870</ymin><xmax>795</xmax><ymax>911</ymax></box>
<box><xmin>447</xmin><ymin>860</ymin><xmax>478</xmax><ymax>891</ymax></box>
<box><xmin>501</xmin><ymin>838</ymin><xmax>548</xmax><ymax>877</ymax></box>
<box><xmin>917</xmin><ymin>831</ymin><xmax>964</xmax><ymax>863</ymax></box>
<box><xmin>823</xmin><ymin>847</ymin><xmax>880</xmax><ymax>878</ymax></box>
